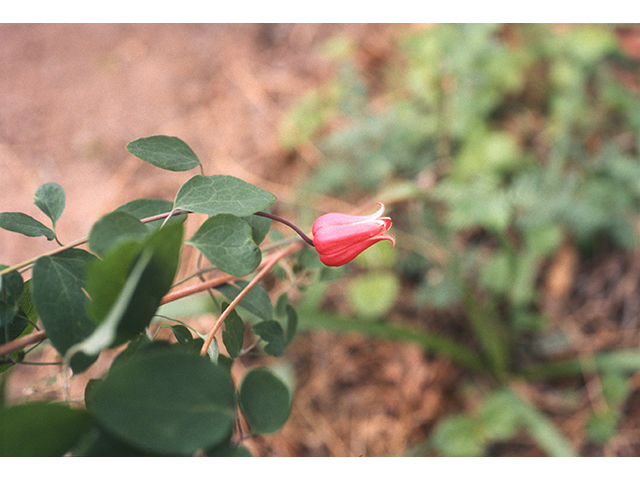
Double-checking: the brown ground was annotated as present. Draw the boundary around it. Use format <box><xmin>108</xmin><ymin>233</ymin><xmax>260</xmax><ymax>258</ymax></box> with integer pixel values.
<box><xmin>2</xmin><ymin>24</ymin><xmax>640</xmax><ymax>457</ymax></box>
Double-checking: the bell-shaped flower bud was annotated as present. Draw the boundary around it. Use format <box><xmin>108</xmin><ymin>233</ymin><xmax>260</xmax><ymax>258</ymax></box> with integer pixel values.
<box><xmin>312</xmin><ymin>202</ymin><xmax>395</xmax><ymax>267</ymax></box>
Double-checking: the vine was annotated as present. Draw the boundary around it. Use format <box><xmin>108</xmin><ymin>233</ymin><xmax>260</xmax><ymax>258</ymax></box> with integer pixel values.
<box><xmin>0</xmin><ymin>134</ymin><xmax>394</xmax><ymax>456</ymax></box>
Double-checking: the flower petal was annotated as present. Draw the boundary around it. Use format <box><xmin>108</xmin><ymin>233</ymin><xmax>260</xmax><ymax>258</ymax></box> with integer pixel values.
<box><xmin>312</xmin><ymin>203</ymin><xmax>385</xmax><ymax>235</ymax></box>
<box><xmin>318</xmin><ymin>234</ymin><xmax>396</xmax><ymax>267</ymax></box>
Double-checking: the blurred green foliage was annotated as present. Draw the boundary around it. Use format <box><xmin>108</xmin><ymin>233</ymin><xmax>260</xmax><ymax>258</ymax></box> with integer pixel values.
<box><xmin>283</xmin><ymin>24</ymin><xmax>640</xmax><ymax>455</ymax></box>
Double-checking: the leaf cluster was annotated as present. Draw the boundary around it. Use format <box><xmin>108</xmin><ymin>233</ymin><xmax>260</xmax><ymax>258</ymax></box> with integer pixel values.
<box><xmin>0</xmin><ymin>136</ymin><xmax>299</xmax><ymax>456</ymax></box>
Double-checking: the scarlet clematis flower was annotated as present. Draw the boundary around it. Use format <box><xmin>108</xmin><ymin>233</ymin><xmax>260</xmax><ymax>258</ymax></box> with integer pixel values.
<box><xmin>312</xmin><ymin>202</ymin><xmax>396</xmax><ymax>267</ymax></box>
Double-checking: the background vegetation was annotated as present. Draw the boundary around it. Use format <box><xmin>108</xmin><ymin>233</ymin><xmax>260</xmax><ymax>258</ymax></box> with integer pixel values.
<box><xmin>280</xmin><ymin>24</ymin><xmax>640</xmax><ymax>456</ymax></box>
<box><xmin>4</xmin><ymin>24</ymin><xmax>640</xmax><ymax>457</ymax></box>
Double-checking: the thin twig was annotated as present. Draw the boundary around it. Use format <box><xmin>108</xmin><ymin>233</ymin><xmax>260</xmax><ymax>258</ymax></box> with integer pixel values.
<box><xmin>0</xmin><ymin>330</ymin><xmax>47</xmax><ymax>357</ymax></box>
<box><xmin>4</xmin><ymin>236</ymin><xmax>89</xmax><ymax>275</ymax></box>
<box><xmin>0</xmin><ymin>209</ymin><xmax>190</xmax><ymax>277</ymax></box>
<box><xmin>160</xmin><ymin>273</ymin><xmax>237</xmax><ymax>305</ymax></box>
<box><xmin>0</xmin><ymin>241</ymin><xmax>305</xmax><ymax>359</ymax></box>
<box><xmin>0</xmin><ymin>206</ymin><xmax>308</xmax><ymax>359</ymax></box>
<box><xmin>199</xmin><ymin>242</ymin><xmax>302</xmax><ymax>357</ymax></box>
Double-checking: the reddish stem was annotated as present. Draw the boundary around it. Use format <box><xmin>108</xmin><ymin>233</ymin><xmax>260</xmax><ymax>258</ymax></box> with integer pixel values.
<box><xmin>254</xmin><ymin>211</ymin><xmax>314</xmax><ymax>246</ymax></box>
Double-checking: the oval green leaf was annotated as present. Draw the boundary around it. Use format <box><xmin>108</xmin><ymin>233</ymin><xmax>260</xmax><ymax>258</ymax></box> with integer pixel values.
<box><xmin>239</xmin><ymin>368</ymin><xmax>292</xmax><ymax>434</ymax></box>
<box><xmin>222</xmin><ymin>306</ymin><xmax>244</xmax><ymax>358</ymax></box>
<box><xmin>0</xmin><ymin>267</ymin><xmax>29</xmax><ymax>349</ymax></box>
<box><xmin>126</xmin><ymin>135</ymin><xmax>201</xmax><ymax>172</ymax></box>
<box><xmin>82</xmin><ymin>222</ymin><xmax>183</xmax><ymax>351</ymax></box>
<box><xmin>31</xmin><ymin>249</ymin><xmax>99</xmax><ymax>374</ymax></box>
<box><xmin>85</xmin><ymin>348</ymin><xmax>236</xmax><ymax>455</ymax></box>
<box><xmin>347</xmin><ymin>273</ymin><xmax>401</xmax><ymax>319</ymax></box>
<box><xmin>0</xmin><ymin>279</ymin><xmax>36</xmax><ymax>362</ymax></box>
<box><xmin>115</xmin><ymin>198</ymin><xmax>186</xmax><ymax>230</ymax></box>
<box><xmin>88</xmin><ymin>211</ymin><xmax>149</xmax><ymax>257</ymax></box>
<box><xmin>174</xmin><ymin>175</ymin><xmax>276</xmax><ymax>217</ymax></box>
<box><xmin>430</xmin><ymin>414</ymin><xmax>486</xmax><ymax>456</ymax></box>
<box><xmin>242</xmin><ymin>211</ymin><xmax>272</xmax><ymax>245</ymax></box>
<box><xmin>216</xmin><ymin>281</ymin><xmax>274</xmax><ymax>321</ymax></box>
<box><xmin>0</xmin><ymin>403</ymin><xmax>92</xmax><ymax>456</ymax></box>
<box><xmin>67</xmin><ymin>247</ymin><xmax>154</xmax><ymax>359</ymax></box>
<box><xmin>0</xmin><ymin>265</ymin><xmax>24</xmax><ymax>305</ymax></box>
<box><xmin>34</xmin><ymin>182</ymin><xmax>65</xmax><ymax>228</ymax></box>
<box><xmin>251</xmin><ymin>320</ymin><xmax>285</xmax><ymax>357</ymax></box>
<box><xmin>0</xmin><ymin>212</ymin><xmax>55</xmax><ymax>241</ymax></box>
<box><xmin>187</xmin><ymin>214</ymin><xmax>261</xmax><ymax>277</ymax></box>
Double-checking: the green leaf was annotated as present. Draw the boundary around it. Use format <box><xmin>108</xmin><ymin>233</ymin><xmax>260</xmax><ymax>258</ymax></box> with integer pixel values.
<box><xmin>284</xmin><ymin>304</ymin><xmax>298</xmax><ymax>346</ymax></box>
<box><xmin>126</xmin><ymin>135</ymin><xmax>201</xmax><ymax>172</ymax></box>
<box><xmin>239</xmin><ymin>368</ymin><xmax>292</xmax><ymax>434</ymax></box>
<box><xmin>587</xmin><ymin>409</ymin><xmax>619</xmax><ymax>445</ymax></box>
<box><xmin>84</xmin><ymin>241</ymin><xmax>143</xmax><ymax>326</ymax></box>
<box><xmin>507</xmin><ymin>389</ymin><xmax>577</xmax><ymax>457</ymax></box>
<box><xmin>0</xmin><ymin>265</ymin><xmax>24</xmax><ymax>306</ymax></box>
<box><xmin>0</xmin><ymin>277</ymin><xmax>35</xmax><ymax>350</ymax></box>
<box><xmin>430</xmin><ymin>414</ymin><xmax>486</xmax><ymax>456</ymax></box>
<box><xmin>216</xmin><ymin>281</ymin><xmax>274</xmax><ymax>321</ymax></box>
<box><xmin>66</xmin><ymin>248</ymin><xmax>154</xmax><ymax>360</ymax></box>
<box><xmin>115</xmin><ymin>198</ymin><xmax>186</xmax><ymax>230</ymax></box>
<box><xmin>347</xmin><ymin>273</ymin><xmax>401</xmax><ymax>318</ymax></box>
<box><xmin>0</xmin><ymin>301</ymin><xmax>18</xmax><ymax>338</ymax></box>
<box><xmin>586</xmin><ymin>372</ymin><xmax>630</xmax><ymax>445</ymax></box>
<box><xmin>170</xmin><ymin>324</ymin><xmax>193</xmax><ymax>347</ymax></box>
<box><xmin>31</xmin><ymin>249</ymin><xmax>99</xmax><ymax>374</ymax></box>
<box><xmin>80</xmin><ymin>222</ymin><xmax>183</xmax><ymax>352</ymax></box>
<box><xmin>108</xmin><ymin>333</ymin><xmax>153</xmax><ymax>368</ymax></box>
<box><xmin>168</xmin><ymin>325</ymin><xmax>205</xmax><ymax>355</ymax></box>
<box><xmin>520</xmin><ymin>349</ymin><xmax>640</xmax><ymax>380</ymax></box>
<box><xmin>478</xmin><ymin>390</ymin><xmax>521</xmax><ymax>442</ymax></box>
<box><xmin>252</xmin><ymin>320</ymin><xmax>285</xmax><ymax>357</ymax></box>
<box><xmin>600</xmin><ymin>372</ymin><xmax>631</xmax><ymax>408</ymax></box>
<box><xmin>155</xmin><ymin>293</ymin><xmax>216</xmax><ymax>320</ymax></box>
<box><xmin>297</xmin><ymin>308</ymin><xmax>485</xmax><ymax>371</ymax></box>
<box><xmin>0</xmin><ymin>403</ymin><xmax>92</xmax><ymax>456</ymax></box>
<box><xmin>222</xmin><ymin>305</ymin><xmax>244</xmax><ymax>358</ymax></box>
<box><xmin>479</xmin><ymin>251</ymin><xmax>512</xmax><ymax>295</ymax></box>
<box><xmin>85</xmin><ymin>347</ymin><xmax>236</xmax><ymax>455</ymax></box>
<box><xmin>187</xmin><ymin>214</ymin><xmax>261</xmax><ymax>277</ymax></box>
<box><xmin>72</xmin><ymin>424</ymin><xmax>157</xmax><ymax>456</ymax></box>
<box><xmin>0</xmin><ymin>212</ymin><xmax>55</xmax><ymax>241</ymax></box>
<box><xmin>275</xmin><ymin>294</ymin><xmax>298</xmax><ymax>346</ymax></box>
<box><xmin>174</xmin><ymin>175</ymin><xmax>276</xmax><ymax>217</ymax></box>
<box><xmin>204</xmin><ymin>336</ymin><xmax>220</xmax><ymax>364</ymax></box>
<box><xmin>17</xmin><ymin>279</ymin><xmax>37</xmax><ymax>326</ymax></box>
<box><xmin>461</xmin><ymin>286</ymin><xmax>510</xmax><ymax>378</ymax></box>
<box><xmin>242</xmin><ymin>210</ymin><xmax>272</xmax><ymax>245</ymax></box>
<box><xmin>88</xmin><ymin>211</ymin><xmax>149</xmax><ymax>257</ymax></box>
<box><xmin>33</xmin><ymin>182</ymin><xmax>65</xmax><ymax>229</ymax></box>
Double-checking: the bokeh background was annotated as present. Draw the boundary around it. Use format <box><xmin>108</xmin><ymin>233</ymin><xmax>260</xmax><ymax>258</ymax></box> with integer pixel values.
<box><xmin>3</xmin><ymin>23</ymin><xmax>640</xmax><ymax>456</ymax></box>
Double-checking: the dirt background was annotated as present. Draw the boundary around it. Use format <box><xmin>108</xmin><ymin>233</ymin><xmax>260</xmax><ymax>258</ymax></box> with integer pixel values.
<box><xmin>2</xmin><ymin>24</ymin><xmax>640</xmax><ymax>457</ymax></box>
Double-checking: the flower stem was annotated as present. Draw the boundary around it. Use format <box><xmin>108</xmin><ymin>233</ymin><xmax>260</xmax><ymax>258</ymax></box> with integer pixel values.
<box><xmin>199</xmin><ymin>241</ymin><xmax>303</xmax><ymax>357</ymax></box>
<box><xmin>254</xmin><ymin>211</ymin><xmax>314</xmax><ymax>246</ymax></box>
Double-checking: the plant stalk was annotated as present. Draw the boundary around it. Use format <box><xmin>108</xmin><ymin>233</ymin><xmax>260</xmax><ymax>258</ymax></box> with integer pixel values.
<box><xmin>199</xmin><ymin>241</ymin><xmax>303</xmax><ymax>357</ymax></box>
<box><xmin>254</xmin><ymin>211</ymin><xmax>314</xmax><ymax>246</ymax></box>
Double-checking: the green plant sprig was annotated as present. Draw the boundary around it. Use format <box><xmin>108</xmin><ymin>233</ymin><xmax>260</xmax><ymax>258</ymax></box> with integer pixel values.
<box><xmin>0</xmin><ymin>209</ymin><xmax>191</xmax><ymax>278</ymax></box>
<box><xmin>0</xmin><ymin>135</ymin><xmax>313</xmax><ymax>456</ymax></box>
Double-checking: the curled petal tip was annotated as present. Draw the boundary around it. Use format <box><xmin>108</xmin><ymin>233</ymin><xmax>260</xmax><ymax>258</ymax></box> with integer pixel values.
<box><xmin>383</xmin><ymin>234</ymin><xmax>396</xmax><ymax>248</ymax></box>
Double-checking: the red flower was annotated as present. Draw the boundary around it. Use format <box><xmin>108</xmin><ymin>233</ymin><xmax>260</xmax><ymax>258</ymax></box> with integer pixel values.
<box><xmin>312</xmin><ymin>202</ymin><xmax>396</xmax><ymax>267</ymax></box>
